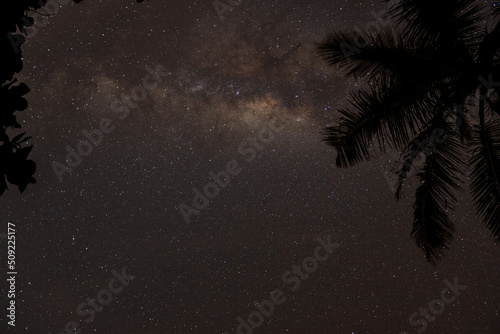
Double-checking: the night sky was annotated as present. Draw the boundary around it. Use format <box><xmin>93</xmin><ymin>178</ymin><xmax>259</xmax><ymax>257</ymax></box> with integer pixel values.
<box><xmin>1</xmin><ymin>0</ymin><xmax>500</xmax><ymax>333</ymax></box>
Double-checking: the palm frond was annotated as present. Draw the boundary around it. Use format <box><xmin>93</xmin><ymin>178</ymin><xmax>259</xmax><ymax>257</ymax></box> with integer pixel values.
<box><xmin>316</xmin><ymin>30</ymin><xmax>469</xmax><ymax>83</ymax></box>
<box><xmin>383</xmin><ymin>0</ymin><xmax>483</xmax><ymax>45</ymax></box>
<box><xmin>322</xmin><ymin>80</ymin><xmax>437</xmax><ymax>167</ymax></box>
<box><xmin>411</xmin><ymin>128</ymin><xmax>465</xmax><ymax>264</ymax></box>
<box><xmin>390</xmin><ymin>81</ymin><xmax>473</xmax><ymax>197</ymax></box>
<box><xmin>469</xmin><ymin>117</ymin><xmax>500</xmax><ymax>240</ymax></box>
<box><xmin>316</xmin><ymin>30</ymin><xmax>401</xmax><ymax>80</ymax></box>
<box><xmin>392</xmin><ymin>124</ymin><xmax>443</xmax><ymax>200</ymax></box>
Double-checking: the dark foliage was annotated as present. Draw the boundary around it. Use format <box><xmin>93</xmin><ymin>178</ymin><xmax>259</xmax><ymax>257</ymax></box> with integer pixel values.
<box><xmin>317</xmin><ymin>1</ymin><xmax>500</xmax><ymax>263</ymax></box>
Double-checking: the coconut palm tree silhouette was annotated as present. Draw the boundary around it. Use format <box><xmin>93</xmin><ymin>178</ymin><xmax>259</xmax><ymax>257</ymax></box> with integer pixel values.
<box><xmin>317</xmin><ymin>0</ymin><xmax>500</xmax><ymax>263</ymax></box>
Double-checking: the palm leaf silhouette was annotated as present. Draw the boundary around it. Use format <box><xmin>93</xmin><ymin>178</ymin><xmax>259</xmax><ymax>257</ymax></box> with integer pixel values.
<box><xmin>318</xmin><ymin>0</ymin><xmax>500</xmax><ymax>263</ymax></box>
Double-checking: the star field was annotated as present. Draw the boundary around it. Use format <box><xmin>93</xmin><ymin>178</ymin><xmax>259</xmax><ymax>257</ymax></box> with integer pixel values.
<box><xmin>1</xmin><ymin>1</ymin><xmax>500</xmax><ymax>333</ymax></box>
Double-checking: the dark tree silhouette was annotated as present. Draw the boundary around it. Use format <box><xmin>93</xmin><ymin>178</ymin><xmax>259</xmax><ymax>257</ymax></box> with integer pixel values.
<box><xmin>0</xmin><ymin>0</ymin><xmax>147</xmax><ymax>196</ymax></box>
<box><xmin>317</xmin><ymin>0</ymin><xmax>500</xmax><ymax>263</ymax></box>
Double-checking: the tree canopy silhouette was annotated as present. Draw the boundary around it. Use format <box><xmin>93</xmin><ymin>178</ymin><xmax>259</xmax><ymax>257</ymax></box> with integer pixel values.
<box><xmin>0</xmin><ymin>0</ymin><xmax>147</xmax><ymax>197</ymax></box>
<box><xmin>317</xmin><ymin>0</ymin><xmax>500</xmax><ymax>263</ymax></box>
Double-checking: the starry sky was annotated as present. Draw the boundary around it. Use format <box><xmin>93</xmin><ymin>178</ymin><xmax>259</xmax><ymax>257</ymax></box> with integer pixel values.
<box><xmin>1</xmin><ymin>0</ymin><xmax>500</xmax><ymax>333</ymax></box>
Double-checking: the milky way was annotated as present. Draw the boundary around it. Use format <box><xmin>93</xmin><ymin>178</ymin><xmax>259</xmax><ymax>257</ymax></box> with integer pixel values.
<box><xmin>1</xmin><ymin>1</ymin><xmax>500</xmax><ymax>333</ymax></box>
